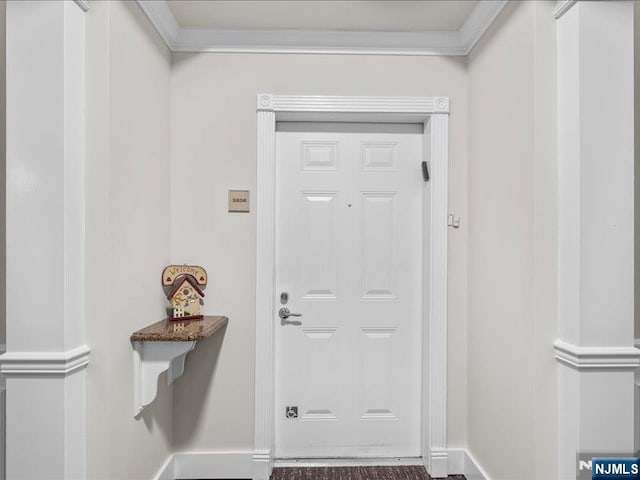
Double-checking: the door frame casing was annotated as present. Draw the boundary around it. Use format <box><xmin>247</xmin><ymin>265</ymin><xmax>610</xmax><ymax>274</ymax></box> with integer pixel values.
<box><xmin>254</xmin><ymin>95</ymin><xmax>450</xmax><ymax>480</ymax></box>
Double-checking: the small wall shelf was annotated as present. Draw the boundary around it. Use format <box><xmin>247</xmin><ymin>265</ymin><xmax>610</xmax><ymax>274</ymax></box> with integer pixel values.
<box><xmin>131</xmin><ymin>315</ymin><xmax>228</xmax><ymax>416</ymax></box>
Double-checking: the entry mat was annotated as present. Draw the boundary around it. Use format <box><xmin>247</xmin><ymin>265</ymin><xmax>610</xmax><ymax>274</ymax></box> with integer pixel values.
<box><xmin>269</xmin><ymin>466</ymin><xmax>467</xmax><ymax>480</ymax></box>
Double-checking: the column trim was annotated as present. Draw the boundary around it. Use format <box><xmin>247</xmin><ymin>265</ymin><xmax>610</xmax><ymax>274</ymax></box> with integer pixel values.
<box><xmin>554</xmin><ymin>339</ymin><xmax>640</xmax><ymax>370</ymax></box>
<box><xmin>5</xmin><ymin>1</ymin><xmax>88</xmax><ymax>477</ymax></box>
<box><xmin>0</xmin><ymin>345</ymin><xmax>90</xmax><ymax>376</ymax></box>
<box><xmin>427</xmin><ymin>112</ymin><xmax>449</xmax><ymax>479</ymax></box>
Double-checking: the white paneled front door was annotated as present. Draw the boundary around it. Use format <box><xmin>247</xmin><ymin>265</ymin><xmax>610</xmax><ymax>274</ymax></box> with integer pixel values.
<box><xmin>275</xmin><ymin>123</ymin><xmax>423</xmax><ymax>458</ymax></box>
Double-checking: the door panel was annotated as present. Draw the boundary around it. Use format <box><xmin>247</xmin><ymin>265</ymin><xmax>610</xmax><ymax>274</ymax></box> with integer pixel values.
<box><xmin>300</xmin><ymin>327</ymin><xmax>339</xmax><ymax>420</ymax></box>
<box><xmin>275</xmin><ymin>123</ymin><xmax>423</xmax><ymax>458</ymax></box>
<box><xmin>361</xmin><ymin>192</ymin><xmax>397</xmax><ymax>298</ymax></box>
<box><xmin>361</xmin><ymin>327</ymin><xmax>397</xmax><ymax>419</ymax></box>
<box><xmin>299</xmin><ymin>192</ymin><xmax>338</xmax><ymax>299</ymax></box>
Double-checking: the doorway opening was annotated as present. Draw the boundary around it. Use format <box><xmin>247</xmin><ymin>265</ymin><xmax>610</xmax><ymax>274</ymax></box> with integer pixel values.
<box><xmin>274</xmin><ymin>121</ymin><xmax>424</xmax><ymax>459</ymax></box>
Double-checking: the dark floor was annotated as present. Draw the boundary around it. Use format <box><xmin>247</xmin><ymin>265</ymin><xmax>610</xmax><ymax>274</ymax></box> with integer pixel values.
<box><xmin>270</xmin><ymin>466</ymin><xmax>466</xmax><ymax>480</ymax></box>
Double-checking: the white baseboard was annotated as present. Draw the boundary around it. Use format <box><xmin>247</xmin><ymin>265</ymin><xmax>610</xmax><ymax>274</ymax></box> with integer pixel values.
<box><xmin>447</xmin><ymin>448</ymin><xmax>465</xmax><ymax>474</ymax></box>
<box><xmin>153</xmin><ymin>449</ymin><xmax>489</xmax><ymax>480</ymax></box>
<box><xmin>428</xmin><ymin>450</ymin><xmax>449</xmax><ymax>479</ymax></box>
<box><xmin>152</xmin><ymin>452</ymin><xmax>252</xmax><ymax>480</ymax></box>
<box><xmin>152</xmin><ymin>454</ymin><xmax>175</xmax><ymax>480</ymax></box>
<box><xmin>448</xmin><ymin>448</ymin><xmax>490</xmax><ymax>480</ymax></box>
<box><xmin>253</xmin><ymin>452</ymin><xmax>272</xmax><ymax>480</ymax></box>
<box><xmin>174</xmin><ymin>451</ymin><xmax>253</xmax><ymax>479</ymax></box>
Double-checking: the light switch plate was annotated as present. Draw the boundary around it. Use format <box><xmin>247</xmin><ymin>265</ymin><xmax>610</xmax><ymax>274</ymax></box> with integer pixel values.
<box><xmin>228</xmin><ymin>190</ymin><xmax>250</xmax><ymax>213</ymax></box>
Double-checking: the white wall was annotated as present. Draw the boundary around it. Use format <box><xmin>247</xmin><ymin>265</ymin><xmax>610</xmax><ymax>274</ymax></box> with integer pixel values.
<box><xmin>467</xmin><ymin>2</ymin><xmax>557</xmax><ymax>479</ymax></box>
<box><xmin>0</xmin><ymin>0</ymin><xmax>5</xmax><ymax>346</ymax></box>
<box><xmin>169</xmin><ymin>53</ymin><xmax>469</xmax><ymax>452</ymax></box>
<box><xmin>85</xmin><ymin>2</ymin><xmax>173</xmax><ymax>478</ymax></box>
<box><xmin>635</xmin><ymin>0</ymin><xmax>640</xmax><ymax>341</ymax></box>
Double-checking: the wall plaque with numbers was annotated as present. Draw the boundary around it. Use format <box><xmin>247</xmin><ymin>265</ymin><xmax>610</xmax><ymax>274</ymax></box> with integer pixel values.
<box><xmin>228</xmin><ymin>190</ymin><xmax>250</xmax><ymax>212</ymax></box>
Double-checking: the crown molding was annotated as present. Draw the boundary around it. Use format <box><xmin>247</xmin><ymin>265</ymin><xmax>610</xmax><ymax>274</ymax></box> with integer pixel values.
<box><xmin>459</xmin><ymin>0</ymin><xmax>509</xmax><ymax>54</ymax></box>
<box><xmin>0</xmin><ymin>345</ymin><xmax>90</xmax><ymax>376</ymax></box>
<box><xmin>554</xmin><ymin>0</ymin><xmax>578</xmax><ymax>20</ymax></box>
<box><xmin>173</xmin><ymin>28</ymin><xmax>464</xmax><ymax>56</ymax></box>
<box><xmin>136</xmin><ymin>0</ymin><xmax>179</xmax><ymax>48</ymax></box>
<box><xmin>136</xmin><ymin>0</ymin><xmax>509</xmax><ymax>56</ymax></box>
<box><xmin>73</xmin><ymin>0</ymin><xmax>89</xmax><ymax>12</ymax></box>
<box><xmin>554</xmin><ymin>339</ymin><xmax>640</xmax><ymax>370</ymax></box>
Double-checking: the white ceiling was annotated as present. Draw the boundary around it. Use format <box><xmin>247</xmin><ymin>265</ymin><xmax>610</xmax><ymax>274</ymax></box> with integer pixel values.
<box><xmin>166</xmin><ymin>1</ymin><xmax>478</xmax><ymax>32</ymax></box>
<box><xmin>137</xmin><ymin>0</ymin><xmax>508</xmax><ymax>55</ymax></box>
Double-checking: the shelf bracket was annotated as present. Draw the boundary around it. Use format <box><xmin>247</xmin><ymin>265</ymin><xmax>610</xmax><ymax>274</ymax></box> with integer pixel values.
<box><xmin>132</xmin><ymin>340</ymin><xmax>196</xmax><ymax>417</ymax></box>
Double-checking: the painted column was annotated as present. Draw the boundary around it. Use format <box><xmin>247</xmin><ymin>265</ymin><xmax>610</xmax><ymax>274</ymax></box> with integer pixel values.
<box><xmin>254</xmin><ymin>97</ymin><xmax>276</xmax><ymax>480</ymax></box>
<box><xmin>426</xmin><ymin>112</ymin><xmax>449</xmax><ymax>479</ymax></box>
<box><xmin>555</xmin><ymin>1</ymin><xmax>639</xmax><ymax>478</ymax></box>
<box><xmin>0</xmin><ymin>1</ymin><xmax>89</xmax><ymax>478</ymax></box>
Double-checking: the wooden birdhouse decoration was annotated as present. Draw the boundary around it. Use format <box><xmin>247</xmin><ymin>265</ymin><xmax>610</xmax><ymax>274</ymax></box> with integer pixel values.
<box><xmin>162</xmin><ymin>265</ymin><xmax>208</xmax><ymax>321</ymax></box>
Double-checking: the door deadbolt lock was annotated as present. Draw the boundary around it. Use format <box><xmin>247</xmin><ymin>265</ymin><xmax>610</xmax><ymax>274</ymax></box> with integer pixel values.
<box><xmin>280</xmin><ymin>291</ymin><xmax>288</xmax><ymax>305</ymax></box>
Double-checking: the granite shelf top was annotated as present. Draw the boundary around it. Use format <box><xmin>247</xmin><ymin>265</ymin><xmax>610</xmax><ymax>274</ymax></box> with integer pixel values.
<box><xmin>131</xmin><ymin>315</ymin><xmax>228</xmax><ymax>342</ymax></box>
